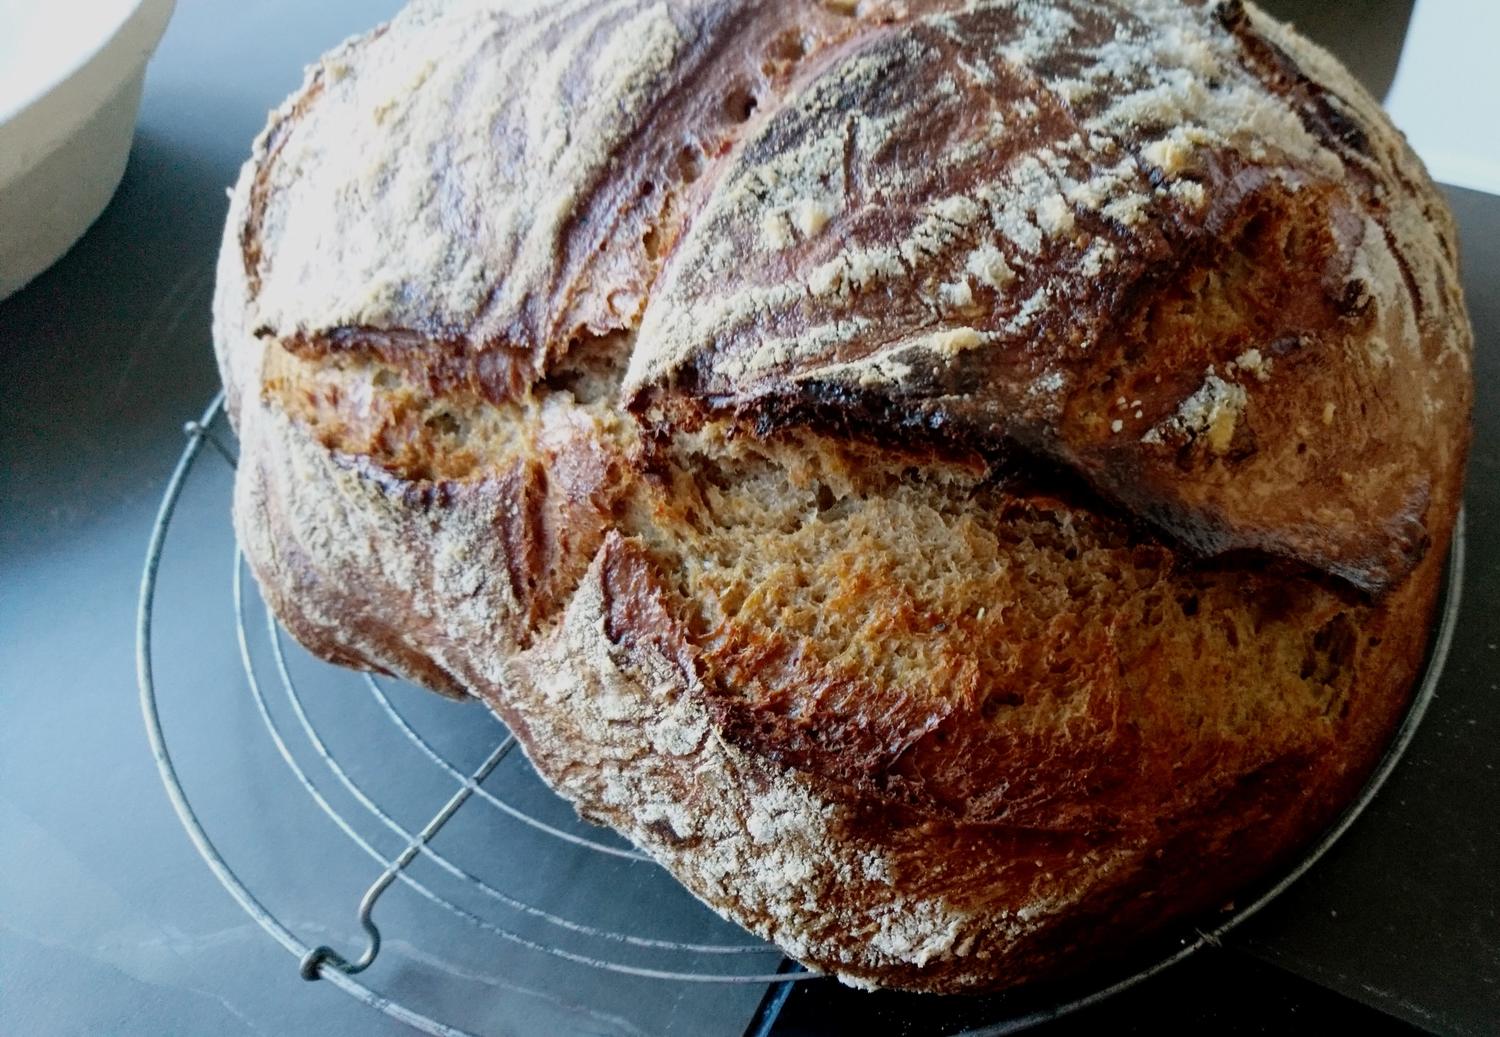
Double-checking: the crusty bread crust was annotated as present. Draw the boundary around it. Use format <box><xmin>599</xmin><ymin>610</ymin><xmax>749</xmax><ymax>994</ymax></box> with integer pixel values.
<box><xmin>227</xmin><ymin>375</ymin><xmax>1445</xmax><ymax>991</ymax></box>
<box><xmin>214</xmin><ymin>0</ymin><xmax>1472</xmax><ymax>992</ymax></box>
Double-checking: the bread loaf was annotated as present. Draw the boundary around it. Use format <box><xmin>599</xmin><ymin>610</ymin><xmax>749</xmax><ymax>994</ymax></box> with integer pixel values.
<box><xmin>214</xmin><ymin>0</ymin><xmax>1472</xmax><ymax>992</ymax></box>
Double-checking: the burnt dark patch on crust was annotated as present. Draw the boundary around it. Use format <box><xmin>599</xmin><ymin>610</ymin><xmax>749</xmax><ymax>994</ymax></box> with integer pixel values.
<box><xmin>1221</xmin><ymin>4</ymin><xmax>1445</xmax><ymax>333</ymax></box>
<box><xmin>1216</xmin><ymin>0</ymin><xmax>1369</xmax><ymax>158</ymax></box>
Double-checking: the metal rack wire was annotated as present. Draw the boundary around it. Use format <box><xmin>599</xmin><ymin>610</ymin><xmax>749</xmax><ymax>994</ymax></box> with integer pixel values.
<box><xmin>138</xmin><ymin>393</ymin><xmax>1466</xmax><ymax>1037</ymax></box>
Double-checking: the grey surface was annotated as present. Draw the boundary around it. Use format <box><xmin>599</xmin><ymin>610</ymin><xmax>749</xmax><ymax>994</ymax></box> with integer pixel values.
<box><xmin>1</xmin><ymin>1</ymin><xmax>1496</xmax><ymax>1035</ymax></box>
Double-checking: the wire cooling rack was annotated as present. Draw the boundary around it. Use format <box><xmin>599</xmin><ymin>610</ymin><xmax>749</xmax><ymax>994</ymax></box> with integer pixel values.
<box><xmin>138</xmin><ymin>392</ymin><xmax>1465</xmax><ymax>1036</ymax></box>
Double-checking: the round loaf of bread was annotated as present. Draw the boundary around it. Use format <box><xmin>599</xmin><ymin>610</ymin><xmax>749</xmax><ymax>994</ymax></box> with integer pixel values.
<box><xmin>214</xmin><ymin>0</ymin><xmax>1472</xmax><ymax>993</ymax></box>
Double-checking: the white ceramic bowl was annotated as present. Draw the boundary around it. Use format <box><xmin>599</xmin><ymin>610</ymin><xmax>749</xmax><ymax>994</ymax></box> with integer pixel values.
<box><xmin>0</xmin><ymin>0</ymin><xmax>175</xmax><ymax>300</ymax></box>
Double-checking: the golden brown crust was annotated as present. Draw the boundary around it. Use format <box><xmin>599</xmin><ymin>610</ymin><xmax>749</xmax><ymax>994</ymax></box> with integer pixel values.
<box><xmin>635</xmin><ymin>425</ymin><xmax>1452</xmax><ymax>840</ymax></box>
<box><xmin>624</xmin><ymin>0</ymin><xmax>1470</xmax><ymax>593</ymax></box>
<box><xmin>233</xmin><ymin>0</ymin><xmax>868</xmax><ymax>405</ymax></box>
<box><xmin>213</xmin><ymin>0</ymin><xmax>1473</xmax><ymax>993</ymax></box>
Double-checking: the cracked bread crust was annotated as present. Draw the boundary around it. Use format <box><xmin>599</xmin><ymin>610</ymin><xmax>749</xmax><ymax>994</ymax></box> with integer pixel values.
<box><xmin>623</xmin><ymin>0</ymin><xmax>1469</xmax><ymax>594</ymax></box>
<box><xmin>502</xmin><ymin>534</ymin><xmax>1432</xmax><ymax>992</ymax></box>
<box><xmin>215</xmin><ymin>0</ymin><xmax>1471</xmax><ymax>993</ymax></box>
<box><xmin>227</xmin><ymin>377</ymin><xmax>1440</xmax><ymax>990</ymax></box>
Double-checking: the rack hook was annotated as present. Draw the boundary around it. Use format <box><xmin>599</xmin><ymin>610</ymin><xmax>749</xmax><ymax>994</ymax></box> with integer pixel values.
<box><xmin>300</xmin><ymin>874</ymin><xmax>387</xmax><ymax>980</ymax></box>
<box><xmin>296</xmin><ymin>737</ymin><xmax>512</xmax><ymax>981</ymax></box>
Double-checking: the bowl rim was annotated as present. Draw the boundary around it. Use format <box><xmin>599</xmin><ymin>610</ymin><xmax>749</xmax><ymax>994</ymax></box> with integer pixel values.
<box><xmin>0</xmin><ymin>0</ymin><xmax>175</xmax><ymax>177</ymax></box>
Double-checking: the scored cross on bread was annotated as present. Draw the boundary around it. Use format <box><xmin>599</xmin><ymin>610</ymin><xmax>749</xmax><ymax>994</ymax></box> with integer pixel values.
<box><xmin>215</xmin><ymin>0</ymin><xmax>1471</xmax><ymax>991</ymax></box>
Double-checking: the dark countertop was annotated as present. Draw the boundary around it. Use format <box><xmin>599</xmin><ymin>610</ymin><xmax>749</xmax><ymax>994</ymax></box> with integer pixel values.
<box><xmin>2</xmin><ymin>1</ymin><xmax>1494</xmax><ymax>1034</ymax></box>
